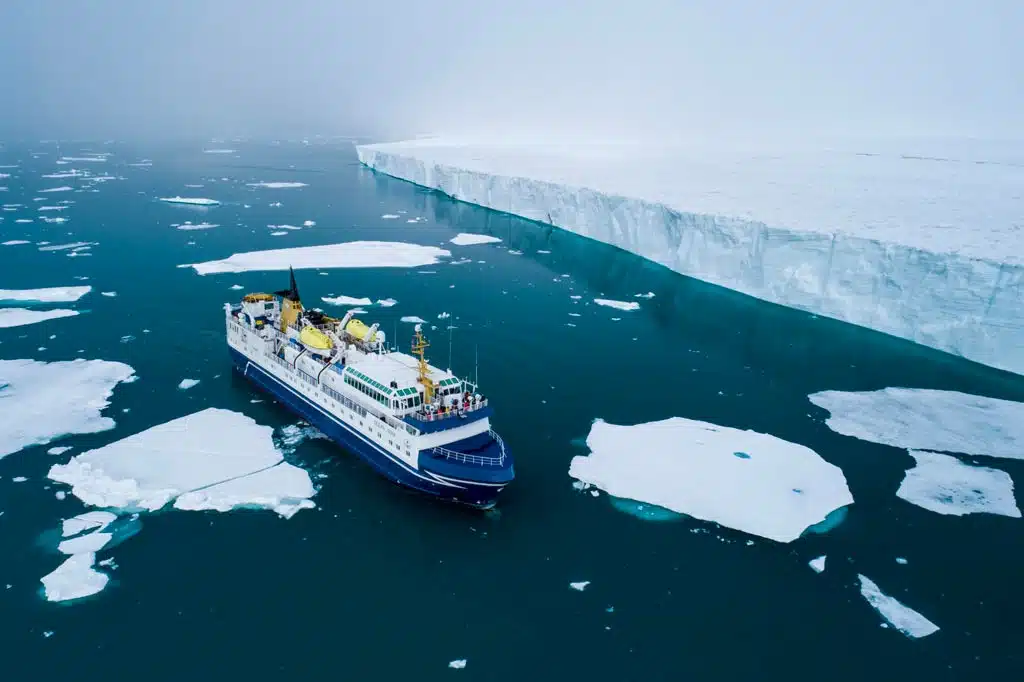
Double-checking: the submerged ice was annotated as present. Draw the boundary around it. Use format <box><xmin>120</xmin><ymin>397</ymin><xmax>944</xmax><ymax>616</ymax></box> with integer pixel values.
<box><xmin>568</xmin><ymin>417</ymin><xmax>853</xmax><ymax>542</ymax></box>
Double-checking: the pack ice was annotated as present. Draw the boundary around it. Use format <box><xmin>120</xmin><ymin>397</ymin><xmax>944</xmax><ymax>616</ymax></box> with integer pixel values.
<box><xmin>48</xmin><ymin>408</ymin><xmax>316</xmax><ymax>518</ymax></box>
<box><xmin>358</xmin><ymin>139</ymin><xmax>1024</xmax><ymax>375</ymax></box>
<box><xmin>567</xmin><ymin>417</ymin><xmax>853</xmax><ymax>543</ymax></box>
<box><xmin>0</xmin><ymin>359</ymin><xmax>135</xmax><ymax>458</ymax></box>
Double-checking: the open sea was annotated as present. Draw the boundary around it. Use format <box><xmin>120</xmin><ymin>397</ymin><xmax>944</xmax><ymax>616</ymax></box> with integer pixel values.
<box><xmin>1</xmin><ymin>140</ymin><xmax>1021</xmax><ymax>681</ymax></box>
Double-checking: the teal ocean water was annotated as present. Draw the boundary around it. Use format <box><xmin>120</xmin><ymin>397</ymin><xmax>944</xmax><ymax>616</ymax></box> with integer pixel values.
<box><xmin>1</xmin><ymin>141</ymin><xmax>1021</xmax><ymax>680</ymax></box>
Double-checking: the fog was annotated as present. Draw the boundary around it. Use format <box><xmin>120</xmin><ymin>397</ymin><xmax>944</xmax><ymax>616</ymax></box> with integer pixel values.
<box><xmin>1</xmin><ymin>0</ymin><xmax>1020</xmax><ymax>142</ymax></box>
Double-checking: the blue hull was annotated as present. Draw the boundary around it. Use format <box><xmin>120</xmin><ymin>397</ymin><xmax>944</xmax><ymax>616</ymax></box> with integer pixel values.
<box><xmin>230</xmin><ymin>348</ymin><xmax>509</xmax><ymax>508</ymax></box>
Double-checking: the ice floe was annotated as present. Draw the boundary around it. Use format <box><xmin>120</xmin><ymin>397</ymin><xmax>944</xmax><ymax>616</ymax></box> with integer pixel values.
<box><xmin>322</xmin><ymin>295</ymin><xmax>372</xmax><ymax>306</ymax></box>
<box><xmin>2</xmin><ymin>240</ymin><xmax>30</xmax><ymax>246</ymax></box>
<box><xmin>0</xmin><ymin>359</ymin><xmax>134</xmax><ymax>458</ymax></box>
<box><xmin>100</xmin><ymin>291</ymin><xmax>116</xmax><ymax>297</ymax></box>
<box><xmin>178</xmin><ymin>378</ymin><xmax>200</xmax><ymax>390</ymax></box>
<box><xmin>267</xmin><ymin>224</ymin><xmax>302</xmax><ymax>230</ymax></box>
<box><xmin>0</xmin><ymin>286</ymin><xmax>91</xmax><ymax>303</ymax></box>
<box><xmin>202</xmin><ymin>148</ymin><xmax>236</xmax><ymax>154</ymax></box>
<box><xmin>594</xmin><ymin>299</ymin><xmax>640</xmax><ymax>312</ymax></box>
<box><xmin>159</xmin><ymin>196</ymin><xmax>220</xmax><ymax>206</ymax></box>
<box><xmin>48</xmin><ymin>408</ymin><xmax>315</xmax><ymax>518</ymax></box>
<box><xmin>303</xmin><ymin>220</ymin><xmax>315</xmax><ymax>227</ymax></box>
<box><xmin>40</xmin><ymin>186</ymin><xmax>73</xmax><ymax>193</ymax></box>
<box><xmin>186</xmin><ymin>241</ymin><xmax>451</xmax><ymax>275</ymax></box>
<box><xmin>60</xmin><ymin>156</ymin><xmax>106</xmax><ymax>163</ymax></box>
<box><xmin>448</xmin><ymin>660</ymin><xmax>467</xmax><ymax>670</ymax></box>
<box><xmin>569</xmin><ymin>581</ymin><xmax>590</xmax><ymax>591</ymax></box>
<box><xmin>568</xmin><ymin>417</ymin><xmax>853</xmax><ymax>543</ymax></box>
<box><xmin>38</xmin><ymin>205</ymin><xmax>68</xmax><ymax>211</ymax></box>
<box><xmin>809</xmin><ymin>388</ymin><xmax>1024</xmax><ymax>459</ymax></box>
<box><xmin>857</xmin><ymin>574</ymin><xmax>939</xmax><ymax>638</ymax></box>
<box><xmin>270</xmin><ymin>231</ymin><xmax>289</xmax><ymax>236</ymax></box>
<box><xmin>39</xmin><ymin>241</ymin><xmax>95</xmax><ymax>252</ymax></box>
<box><xmin>48</xmin><ymin>446</ymin><xmax>72</xmax><ymax>456</ymax></box>
<box><xmin>809</xmin><ymin>555</ymin><xmax>827</xmax><ymax>573</ymax></box>
<box><xmin>897</xmin><ymin>450</ymin><xmax>1019</xmax><ymax>518</ymax></box>
<box><xmin>449</xmin><ymin>233</ymin><xmax>502</xmax><ymax>246</ymax></box>
<box><xmin>58</xmin><ymin>532</ymin><xmax>111</xmax><ymax>555</ymax></box>
<box><xmin>40</xmin><ymin>553</ymin><xmax>108</xmax><ymax>602</ymax></box>
<box><xmin>381</xmin><ymin>214</ymin><xmax>400</xmax><ymax>219</ymax></box>
<box><xmin>42</xmin><ymin>170</ymin><xmax>85</xmax><ymax>179</ymax></box>
<box><xmin>175</xmin><ymin>221</ymin><xmax>219</xmax><ymax>231</ymax></box>
<box><xmin>0</xmin><ymin>308</ymin><xmax>79</xmax><ymax>329</ymax></box>
<box><xmin>247</xmin><ymin>182</ymin><xmax>307</xmax><ymax>189</ymax></box>
<box><xmin>377</xmin><ymin>298</ymin><xmax>397</xmax><ymax>307</ymax></box>
<box><xmin>401</xmin><ymin>316</ymin><xmax>426</xmax><ymax>323</ymax></box>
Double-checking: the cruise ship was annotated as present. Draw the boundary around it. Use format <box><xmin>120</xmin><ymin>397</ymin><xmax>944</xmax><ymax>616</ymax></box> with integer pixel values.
<box><xmin>225</xmin><ymin>269</ymin><xmax>514</xmax><ymax>508</ymax></box>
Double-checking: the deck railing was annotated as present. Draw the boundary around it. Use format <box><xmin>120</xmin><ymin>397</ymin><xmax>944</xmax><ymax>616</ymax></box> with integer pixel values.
<box><xmin>429</xmin><ymin>430</ymin><xmax>506</xmax><ymax>467</ymax></box>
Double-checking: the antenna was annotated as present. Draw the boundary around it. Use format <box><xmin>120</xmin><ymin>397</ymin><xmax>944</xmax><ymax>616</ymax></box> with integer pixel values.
<box><xmin>447</xmin><ymin>320</ymin><xmax>453</xmax><ymax>372</ymax></box>
<box><xmin>474</xmin><ymin>343</ymin><xmax>479</xmax><ymax>389</ymax></box>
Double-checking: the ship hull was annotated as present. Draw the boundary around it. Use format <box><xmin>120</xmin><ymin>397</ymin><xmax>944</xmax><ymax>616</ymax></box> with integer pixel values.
<box><xmin>230</xmin><ymin>348</ymin><xmax>506</xmax><ymax>508</ymax></box>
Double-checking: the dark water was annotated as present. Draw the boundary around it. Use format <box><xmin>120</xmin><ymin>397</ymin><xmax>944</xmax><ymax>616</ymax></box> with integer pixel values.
<box><xmin>1</xmin><ymin>141</ymin><xmax>1021</xmax><ymax>681</ymax></box>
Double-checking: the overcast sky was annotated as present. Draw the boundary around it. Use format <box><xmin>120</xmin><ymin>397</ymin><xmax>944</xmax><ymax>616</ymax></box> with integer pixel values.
<box><xmin>0</xmin><ymin>0</ymin><xmax>1019</xmax><ymax>142</ymax></box>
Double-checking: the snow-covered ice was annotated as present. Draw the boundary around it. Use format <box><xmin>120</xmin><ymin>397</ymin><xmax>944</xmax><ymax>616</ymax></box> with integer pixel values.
<box><xmin>857</xmin><ymin>574</ymin><xmax>939</xmax><ymax>638</ymax></box>
<box><xmin>61</xmin><ymin>511</ymin><xmax>117</xmax><ymax>537</ymax></box>
<box><xmin>40</xmin><ymin>553</ymin><xmax>108</xmax><ymax>602</ymax></box>
<box><xmin>809</xmin><ymin>555</ymin><xmax>826</xmax><ymax>573</ymax></box>
<box><xmin>567</xmin><ymin>417</ymin><xmax>853</xmax><ymax>543</ymax></box>
<box><xmin>594</xmin><ymin>299</ymin><xmax>640</xmax><ymax>312</ymax></box>
<box><xmin>0</xmin><ymin>286</ymin><xmax>91</xmax><ymax>303</ymax></box>
<box><xmin>322</xmin><ymin>295</ymin><xmax>372</xmax><ymax>306</ymax></box>
<box><xmin>48</xmin><ymin>408</ymin><xmax>315</xmax><ymax>517</ymax></box>
<box><xmin>449</xmin><ymin>233</ymin><xmax>502</xmax><ymax>246</ymax></box>
<box><xmin>809</xmin><ymin>388</ymin><xmax>1024</xmax><ymax>459</ymax></box>
<box><xmin>186</xmin><ymin>241</ymin><xmax>450</xmax><ymax>275</ymax></box>
<box><xmin>897</xmin><ymin>450</ymin><xmax>1019</xmax><ymax>518</ymax></box>
<box><xmin>0</xmin><ymin>308</ymin><xmax>79</xmax><ymax>329</ymax></box>
<box><xmin>177</xmin><ymin>378</ymin><xmax>200</xmax><ymax>390</ymax></box>
<box><xmin>358</xmin><ymin>139</ymin><xmax>1024</xmax><ymax>375</ymax></box>
<box><xmin>0</xmin><ymin>359</ymin><xmax>134</xmax><ymax>458</ymax></box>
<box><xmin>247</xmin><ymin>182</ymin><xmax>307</xmax><ymax>189</ymax></box>
<box><xmin>159</xmin><ymin>196</ymin><xmax>220</xmax><ymax>206</ymax></box>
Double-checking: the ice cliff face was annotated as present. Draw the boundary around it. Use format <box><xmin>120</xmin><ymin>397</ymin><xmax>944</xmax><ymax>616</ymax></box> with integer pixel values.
<box><xmin>357</xmin><ymin>141</ymin><xmax>1024</xmax><ymax>376</ymax></box>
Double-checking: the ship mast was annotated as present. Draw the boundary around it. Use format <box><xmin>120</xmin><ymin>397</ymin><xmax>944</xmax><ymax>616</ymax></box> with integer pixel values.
<box><xmin>412</xmin><ymin>325</ymin><xmax>435</xmax><ymax>403</ymax></box>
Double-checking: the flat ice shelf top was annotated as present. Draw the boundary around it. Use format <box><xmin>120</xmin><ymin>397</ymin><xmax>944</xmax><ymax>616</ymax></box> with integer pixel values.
<box><xmin>361</xmin><ymin>139</ymin><xmax>1024</xmax><ymax>264</ymax></box>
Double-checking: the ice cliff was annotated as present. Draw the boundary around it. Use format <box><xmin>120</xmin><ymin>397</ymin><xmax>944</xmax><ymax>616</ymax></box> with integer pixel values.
<box><xmin>357</xmin><ymin>139</ymin><xmax>1024</xmax><ymax>375</ymax></box>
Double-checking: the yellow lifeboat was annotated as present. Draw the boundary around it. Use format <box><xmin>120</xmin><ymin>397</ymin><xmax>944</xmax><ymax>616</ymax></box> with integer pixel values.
<box><xmin>299</xmin><ymin>325</ymin><xmax>332</xmax><ymax>350</ymax></box>
<box><xmin>345</xmin><ymin>319</ymin><xmax>377</xmax><ymax>343</ymax></box>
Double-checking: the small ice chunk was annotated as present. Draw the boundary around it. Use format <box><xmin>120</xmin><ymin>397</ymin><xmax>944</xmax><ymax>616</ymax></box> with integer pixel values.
<box><xmin>449</xmin><ymin>233</ymin><xmax>502</xmax><ymax>246</ymax></box>
<box><xmin>2</xmin><ymin>240</ymin><xmax>31</xmax><ymax>246</ymax></box>
<box><xmin>176</xmin><ymin>222</ymin><xmax>219</xmax><ymax>231</ymax></box>
<box><xmin>270</xmin><ymin>231</ymin><xmax>289</xmax><ymax>236</ymax></box>
<box><xmin>178</xmin><ymin>378</ymin><xmax>200</xmax><ymax>390</ymax></box>
<box><xmin>0</xmin><ymin>286</ymin><xmax>91</xmax><ymax>303</ymax></box>
<box><xmin>594</xmin><ymin>299</ymin><xmax>640</xmax><ymax>312</ymax></box>
<box><xmin>267</xmin><ymin>224</ymin><xmax>302</xmax><ymax>230</ymax></box>
<box><xmin>809</xmin><ymin>555</ymin><xmax>826</xmax><ymax>573</ymax></box>
<box><xmin>896</xmin><ymin>557</ymin><xmax>908</xmax><ymax>565</ymax></box>
<box><xmin>897</xmin><ymin>450</ymin><xmax>1020</xmax><ymax>517</ymax></box>
<box><xmin>48</xmin><ymin>446</ymin><xmax>72</xmax><ymax>455</ymax></box>
<box><xmin>569</xmin><ymin>581</ymin><xmax>590</xmax><ymax>591</ymax></box>
<box><xmin>40</xmin><ymin>186</ymin><xmax>74</xmax><ymax>193</ymax></box>
<box><xmin>100</xmin><ymin>291</ymin><xmax>117</xmax><ymax>297</ymax></box>
<box><xmin>39</xmin><ymin>241</ymin><xmax>95</xmax><ymax>252</ymax></box>
<box><xmin>0</xmin><ymin>359</ymin><xmax>134</xmax><ymax>458</ymax></box>
<box><xmin>568</xmin><ymin>417</ymin><xmax>853</xmax><ymax>543</ymax></box>
<box><xmin>448</xmin><ymin>660</ymin><xmax>466</xmax><ymax>670</ymax></box>
<box><xmin>62</xmin><ymin>511</ymin><xmax>117</xmax><ymax>537</ymax></box>
<box><xmin>230</xmin><ymin>284</ymin><xmax>244</xmax><ymax>290</ymax></box>
<box><xmin>57</xmin><ymin>531</ymin><xmax>111</xmax><ymax>555</ymax></box>
<box><xmin>40</xmin><ymin>553</ymin><xmax>108</xmax><ymax>602</ymax></box>
<box><xmin>634</xmin><ymin>292</ymin><xmax>656</xmax><ymax>299</ymax></box>
<box><xmin>247</xmin><ymin>182</ymin><xmax>307</xmax><ymax>189</ymax></box>
<box><xmin>186</xmin><ymin>241</ymin><xmax>450</xmax><ymax>275</ymax></box>
<box><xmin>12</xmin><ymin>476</ymin><xmax>28</xmax><ymax>482</ymax></box>
<box><xmin>321</xmin><ymin>295</ymin><xmax>372</xmax><ymax>307</ymax></box>
<box><xmin>302</xmin><ymin>220</ymin><xmax>315</xmax><ymax>227</ymax></box>
<box><xmin>401</xmin><ymin>316</ymin><xmax>426</xmax><ymax>323</ymax></box>
<box><xmin>202</xmin><ymin>149</ymin><xmax>236</xmax><ymax>154</ymax></box>
<box><xmin>159</xmin><ymin>196</ymin><xmax>220</xmax><ymax>206</ymax></box>
<box><xmin>381</xmin><ymin>214</ymin><xmax>400</xmax><ymax>219</ymax></box>
<box><xmin>377</xmin><ymin>298</ymin><xmax>397</xmax><ymax>307</ymax></box>
<box><xmin>55</xmin><ymin>491</ymin><xmax>66</xmax><ymax>500</ymax></box>
<box><xmin>857</xmin><ymin>574</ymin><xmax>939</xmax><ymax>638</ymax></box>
<box><xmin>809</xmin><ymin>388</ymin><xmax>1024</xmax><ymax>459</ymax></box>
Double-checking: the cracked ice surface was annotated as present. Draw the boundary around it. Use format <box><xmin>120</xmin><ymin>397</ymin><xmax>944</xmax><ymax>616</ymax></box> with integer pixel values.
<box><xmin>358</xmin><ymin>139</ymin><xmax>1024</xmax><ymax>375</ymax></box>
<box><xmin>48</xmin><ymin>408</ymin><xmax>315</xmax><ymax>517</ymax></box>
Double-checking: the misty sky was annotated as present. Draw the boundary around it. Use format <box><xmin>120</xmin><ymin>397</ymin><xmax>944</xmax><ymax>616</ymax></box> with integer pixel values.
<box><xmin>0</xmin><ymin>0</ymin><xmax>1020</xmax><ymax>141</ymax></box>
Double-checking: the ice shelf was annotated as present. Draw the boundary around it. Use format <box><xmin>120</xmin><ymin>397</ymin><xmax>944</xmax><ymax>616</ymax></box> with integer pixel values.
<box><xmin>357</xmin><ymin>139</ymin><xmax>1024</xmax><ymax>375</ymax></box>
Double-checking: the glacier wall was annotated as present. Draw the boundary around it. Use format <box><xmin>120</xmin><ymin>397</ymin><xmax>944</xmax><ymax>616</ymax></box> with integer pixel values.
<box><xmin>357</xmin><ymin>146</ymin><xmax>1024</xmax><ymax>376</ymax></box>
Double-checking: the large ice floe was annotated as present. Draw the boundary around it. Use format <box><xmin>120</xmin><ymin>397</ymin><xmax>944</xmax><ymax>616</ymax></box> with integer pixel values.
<box><xmin>0</xmin><ymin>359</ymin><xmax>135</xmax><ymax>458</ymax></box>
<box><xmin>567</xmin><ymin>417</ymin><xmax>853</xmax><ymax>542</ymax></box>
<box><xmin>247</xmin><ymin>182</ymin><xmax>307</xmax><ymax>189</ymax></box>
<box><xmin>48</xmin><ymin>408</ymin><xmax>316</xmax><ymax>518</ymax></box>
<box><xmin>0</xmin><ymin>308</ymin><xmax>79</xmax><ymax>329</ymax></box>
<box><xmin>449</xmin><ymin>233</ymin><xmax>502</xmax><ymax>246</ymax></box>
<box><xmin>809</xmin><ymin>388</ymin><xmax>1024</xmax><ymax>459</ymax></box>
<box><xmin>357</xmin><ymin>139</ymin><xmax>1024</xmax><ymax>375</ymax></box>
<box><xmin>186</xmin><ymin>241</ymin><xmax>450</xmax><ymax>275</ymax></box>
<box><xmin>0</xmin><ymin>286</ymin><xmax>91</xmax><ymax>303</ymax></box>
<box><xmin>897</xmin><ymin>450</ymin><xmax>1019</xmax><ymax>518</ymax></box>
<box><xmin>857</xmin><ymin>574</ymin><xmax>939</xmax><ymax>638</ymax></box>
<box><xmin>41</xmin><ymin>552</ymin><xmax>109</xmax><ymax>602</ymax></box>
